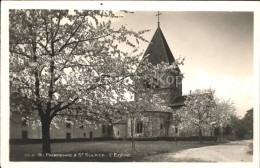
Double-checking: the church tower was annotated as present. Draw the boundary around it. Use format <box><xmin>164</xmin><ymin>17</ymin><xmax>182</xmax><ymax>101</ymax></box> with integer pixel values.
<box><xmin>143</xmin><ymin>12</ymin><xmax>182</xmax><ymax>105</ymax></box>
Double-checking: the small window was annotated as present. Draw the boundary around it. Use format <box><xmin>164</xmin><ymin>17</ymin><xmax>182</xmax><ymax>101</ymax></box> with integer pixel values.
<box><xmin>175</xmin><ymin>128</ymin><xmax>178</xmax><ymax>134</ymax></box>
<box><xmin>102</xmin><ymin>125</ymin><xmax>106</xmax><ymax>134</ymax></box>
<box><xmin>66</xmin><ymin>119</ymin><xmax>71</xmax><ymax>128</ymax></box>
<box><xmin>136</xmin><ymin>121</ymin><xmax>143</xmax><ymax>133</ymax></box>
<box><xmin>83</xmin><ymin>133</ymin><xmax>86</xmax><ymax>137</ymax></box>
<box><xmin>22</xmin><ymin>117</ymin><xmax>28</xmax><ymax>126</ymax></box>
<box><xmin>66</xmin><ymin>123</ymin><xmax>71</xmax><ymax>128</ymax></box>
<box><xmin>79</xmin><ymin>121</ymin><xmax>84</xmax><ymax>129</ymax></box>
<box><xmin>117</xmin><ymin>131</ymin><xmax>120</xmax><ymax>135</ymax></box>
<box><xmin>160</xmin><ymin>124</ymin><xmax>163</xmax><ymax>130</ymax></box>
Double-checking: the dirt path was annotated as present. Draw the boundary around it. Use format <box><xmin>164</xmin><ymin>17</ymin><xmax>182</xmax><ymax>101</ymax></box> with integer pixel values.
<box><xmin>144</xmin><ymin>140</ymin><xmax>253</xmax><ymax>162</ymax></box>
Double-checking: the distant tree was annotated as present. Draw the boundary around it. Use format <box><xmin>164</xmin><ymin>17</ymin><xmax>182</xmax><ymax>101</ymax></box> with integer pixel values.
<box><xmin>181</xmin><ymin>89</ymin><xmax>216</xmax><ymax>143</ymax></box>
<box><xmin>242</xmin><ymin>108</ymin><xmax>253</xmax><ymax>138</ymax></box>
<box><xmin>233</xmin><ymin>119</ymin><xmax>248</xmax><ymax>139</ymax></box>
<box><xmin>9</xmin><ymin>9</ymin><xmax>151</xmax><ymax>154</ymax></box>
<box><xmin>10</xmin><ymin>85</ymin><xmax>35</xmax><ymax>116</ymax></box>
<box><xmin>231</xmin><ymin>109</ymin><xmax>253</xmax><ymax>139</ymax></box>
<box><xmin>223</xmin><ymin>123</ymin><xmax>233</xmax><ymax>137</ymax></box>
<box><xmin>211</xmin><ymin>98</ymin><xmax>236</xmax><ymax>141</ymax></box>
<box><xmin>213</xmin><ymin>99</ymin><xmax>236</xmax><ymax>127</ymax></box>
<box><xmin>10</xmin><ymin>88</ymin><xmax>40</xmax><ymax>128</ymax></box>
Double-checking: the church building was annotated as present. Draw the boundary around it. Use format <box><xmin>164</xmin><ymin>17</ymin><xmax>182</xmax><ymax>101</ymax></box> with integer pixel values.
<box><xmin>112</xmin><ymin>20</ymin><xmax>186</xmax><ymax>139</ymax></box>
<box><xmin>10</xmin><ymin>15</ymin><xmax>187</xmax><ymax>141</ymax></box>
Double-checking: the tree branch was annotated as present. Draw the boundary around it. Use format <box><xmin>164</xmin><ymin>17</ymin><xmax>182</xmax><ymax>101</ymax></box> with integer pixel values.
<box><xmin>65</xmin><ymin>33</ymin><xmax>112</xmax><ymax>47</ymax></box>
<box><xmin>10</xmin><ymin>49</ymin><xmax>31</xmax><ymax>59</ymax></box>
<box><xmin>46</xmin><ymin>40</ymin><xmax>56</xmax><ymax>115</ymax></box>
<box><xmin>58</xmin><ymin>20</ymin><xmax>84</xmax><ymax>53</ymax></box>
<box><xmin>34</xmin><ymin>70</ymin><xmax>45</xmax><ymax>118</ymax></box>
<box><xmin>50</xmin><ymin>102</ymin><xmax>63</xmax><ymax>112</ymax></box>
<box><xmin>44</xmin><ymin>17</ymin><xmax>49</xmax><ymax>47</ymax></box>
<box><xmin>50</xmin><ymin>97</ymin><xmax>78</xmax><ymax>119</ymax></box>
<box><xmin>53</xmin><ymin>13</ymin><xmax>61</xmax><ymax>41</ymax></box>
<box><xmin>37</xmin><ymin>42</ymin><xmax>51</xmax><ymax>55</ymax></box>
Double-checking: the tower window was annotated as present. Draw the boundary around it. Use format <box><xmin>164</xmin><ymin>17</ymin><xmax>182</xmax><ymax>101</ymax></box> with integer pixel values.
<box><xmin>136</xmin><ymin>121</ymin><xmax>143</xmax><ymax>133</ymax></box>
<box><xmin>79</xmin><ymin>121</ymin><xmax>84</xmax><ymax>128</ymax></box>
<box><xmin>22</xmin><ymin>117</ymin><xmax>28</xmax><ymax>126</ymax></box>
<box><xmin>66</xmin><ymin>119</ymin><xmax>71</xmax><ymax>128</ymax></box>
<box><xmin>117</xmin><ymin>131</ymin><xmax>120</xmax><ymax>135</ymax></box>
<box><xmin>66</xmin><ymin>123</ymin><xmax>71</xmax><ymax>128</ymax></box>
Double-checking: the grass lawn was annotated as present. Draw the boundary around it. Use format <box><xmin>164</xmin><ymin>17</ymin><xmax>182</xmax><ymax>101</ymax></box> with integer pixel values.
<box><xmin>10</xmin><ymin>140</ymin><xmax>218</xmax><ymax>161</ymax></box>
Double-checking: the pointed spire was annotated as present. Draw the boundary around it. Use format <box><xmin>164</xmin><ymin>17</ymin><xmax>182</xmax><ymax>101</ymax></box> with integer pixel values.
<box><xmin>143</xmin><ymin>21</ymin><xmax>180</xmax><ymax>72</ymax></box>
<box><xmin>156</xmin><ymin>11</ymin><xmax>162</xmax><ymax>28</ymax></box>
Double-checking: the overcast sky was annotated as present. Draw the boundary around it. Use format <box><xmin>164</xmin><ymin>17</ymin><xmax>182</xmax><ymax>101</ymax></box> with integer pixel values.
<box><xmin>113</xmin><ymin>11</ymin><xmax>253</xmax><ymax>117</ymax></box>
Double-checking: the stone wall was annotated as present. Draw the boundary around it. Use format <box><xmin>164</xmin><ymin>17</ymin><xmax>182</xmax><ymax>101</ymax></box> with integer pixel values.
<box><xmin>10</xmin><ymin>115</ymin><xmax>108</xmax><ymax>140</ymax></box>
<box><xmin>113</xmin><ymin>124</ymin><xmax>127</xmax><ymax>139</ymax></box>
<box><xmin>124</xmin><ymin>111</ymin><xmax>172</xmax><ymax>138</ymax></box>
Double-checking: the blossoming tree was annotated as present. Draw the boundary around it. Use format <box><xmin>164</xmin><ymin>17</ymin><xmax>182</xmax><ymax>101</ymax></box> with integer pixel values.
<box><xmin>9</xmin><ymin>9</ymin><xmax>151</xmax><ymax>153</ymax></box>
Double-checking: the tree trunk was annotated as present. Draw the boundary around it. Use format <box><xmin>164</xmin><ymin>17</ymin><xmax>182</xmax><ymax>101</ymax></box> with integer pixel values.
<box><xmin>220</xmin><ymin>126</ymin><xmax>224</xmax><ymax>142</ymax></box>
<box><xmin>175</xmin><ymin>135</ymin><xmax>177</xmax><ymax>146</ymax></box>
<box><xmin>131</xmin><ymin>117</ymin><xmax>135</xmax><ymax>150</ymax></box>
<box><xmin>174</xmin><ymin>126</ymin><xmax>178</xmax><ymax>146</ymax></box>
<box><xmin>198</xmin><ymin>127</ymin><xmax>202</xmax><ymax>143</ymax></box>
<box><xmin>42</xmin><ymin>118</ymin><xmax>51</xmax><ymax>154</ymax></box>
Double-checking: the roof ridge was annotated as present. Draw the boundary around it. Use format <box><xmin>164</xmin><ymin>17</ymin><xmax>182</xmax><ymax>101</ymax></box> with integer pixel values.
<box><xmin>158</xmin><ymin>28</ymin><xmax>175</xmax><ymax>63</ymax></box>
<box><xmin>158</xmin><ymin>28</ymin><xmax>181</xmax><ymax>72</ymax></box>
<box><xmin>157</xmin><ymin>27</ymin><xmax>171</xmax><ymax>64</ymax></box>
